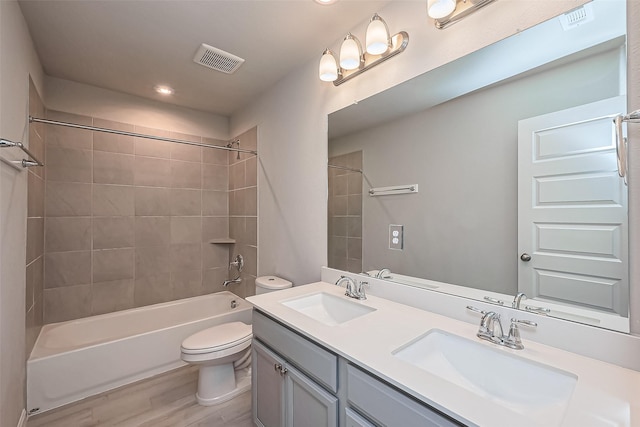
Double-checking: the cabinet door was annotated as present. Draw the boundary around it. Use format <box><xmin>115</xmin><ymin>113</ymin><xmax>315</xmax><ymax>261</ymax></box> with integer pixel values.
<box><xmin>345</xmin><ymin>408</ymin><xmax>376</xmax><ymax>427</ymax></box>
<box><xmin>253</xmin><ymin>340</ymin><xmax>286</xmax><ymax>427</ymax></box>
<box><xmin>285</xmin><ymin>364</ymin><xmax>338</xmax><ymax>427</ymax></box>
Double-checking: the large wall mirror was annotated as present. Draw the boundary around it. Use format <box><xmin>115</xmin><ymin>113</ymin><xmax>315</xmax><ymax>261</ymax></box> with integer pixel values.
<box><xmin>328</xmin><ymin>0</ymin><xmax>630</xmax><ymax>332</ymax></box>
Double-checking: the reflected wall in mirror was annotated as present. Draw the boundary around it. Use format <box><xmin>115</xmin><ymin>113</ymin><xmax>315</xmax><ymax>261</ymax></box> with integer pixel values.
<box><xmin>327</xmin><ymin>0</ymin><xmax>630</xmax><ymax>332</ymax></box>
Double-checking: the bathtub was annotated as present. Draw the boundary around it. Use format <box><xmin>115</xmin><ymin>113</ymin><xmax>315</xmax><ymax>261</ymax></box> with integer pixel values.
<box><xmin>27</xmin><ymin>291</ymin><xmax>252</xmax><ymax>415</ymax></box>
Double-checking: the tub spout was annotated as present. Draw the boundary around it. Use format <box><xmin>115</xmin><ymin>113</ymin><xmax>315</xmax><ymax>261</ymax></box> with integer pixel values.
<box><xmin>223</xmin><ymin>277</ymin><xmax>242</xmax><ymax>287</ymax></box>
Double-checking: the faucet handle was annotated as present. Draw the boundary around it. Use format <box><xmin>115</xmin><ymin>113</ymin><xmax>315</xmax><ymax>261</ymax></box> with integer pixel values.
<box><xmin>505</xmin><ymin>318</ymin><xmax>538</xmax><ymax>350</ymax></box>
<box><xmin>466</xmin><ymin>305</ymin><xmax>487</xmax><ymax>315</ymax></box>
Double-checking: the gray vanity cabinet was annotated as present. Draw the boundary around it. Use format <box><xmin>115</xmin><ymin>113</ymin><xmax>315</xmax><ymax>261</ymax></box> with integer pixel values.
<box><xmin>252</xmin><ymin>311</ymin><xmax>339</xmax><ymax>427</ymax></box>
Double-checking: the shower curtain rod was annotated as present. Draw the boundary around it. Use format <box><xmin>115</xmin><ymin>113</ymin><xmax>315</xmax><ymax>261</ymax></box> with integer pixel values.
<box><xmin>29</xmin><ymin>117</ymin><xmax>258</xmax><ymax>156</ymax></box>
<box><xmin>328</xmin><ymin>164</ymin><xmax>362</xmax><ymax>173</ymax></box>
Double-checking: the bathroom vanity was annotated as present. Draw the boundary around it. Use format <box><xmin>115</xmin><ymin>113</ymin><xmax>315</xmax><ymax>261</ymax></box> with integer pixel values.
<box><xmin>247</xmin><ymin>281</ymin><xmax>640</xmax><ymax>427</ymax></box>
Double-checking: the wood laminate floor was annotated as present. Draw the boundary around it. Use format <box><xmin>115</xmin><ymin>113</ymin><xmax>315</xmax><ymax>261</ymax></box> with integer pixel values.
<box><xmin>26</xmin><ymin>366</ymin><xmax>253</xmax><ymax>427</ymax></box>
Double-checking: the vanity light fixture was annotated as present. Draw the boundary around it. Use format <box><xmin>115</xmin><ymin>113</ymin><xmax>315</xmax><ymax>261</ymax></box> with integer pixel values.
<box><xmin>318</xmin><ymin>13</ymin><xmax>408</xmax><ymax>86</ymax></box>
<box><xmin>428</xmin><ymin>0</ymin><xmax>497</xmax><ymax>29</ymax></box>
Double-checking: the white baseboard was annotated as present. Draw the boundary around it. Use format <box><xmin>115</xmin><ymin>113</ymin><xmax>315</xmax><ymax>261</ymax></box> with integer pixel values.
<box><xmin>17</xmin><ymin>409</ymin><xmax>27</xmax><ymax>427</ymax></box>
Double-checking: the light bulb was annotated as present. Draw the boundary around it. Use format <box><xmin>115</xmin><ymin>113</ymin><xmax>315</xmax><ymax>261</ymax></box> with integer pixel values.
<box><xmin>366</xmin><ymin>14</ymin><xmax>390</xmax><ymax>55</ymax></box>
<box><xmin>339</xmin><ymin>33</ymin><xmax>362</xmax><ymax>70</ymax></box>
<box><xmin>319</xmin><ymin>49</ymin><xmax>338</xmax><ymax>82</ymax></box>
<box><xmin>427</xmin><ymin>0</ymin><xmax>456</xmax><ymax>19</ymax></box>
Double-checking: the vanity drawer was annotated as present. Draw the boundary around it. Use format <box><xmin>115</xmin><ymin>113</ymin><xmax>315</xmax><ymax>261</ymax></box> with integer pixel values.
<box><xmin>347</xmin><ymin>364</ymin><xmax>464</xmax><ymax>427</ymax></box>
<box><xmin>253</xmin><ymin>310</ymin><xmax>338</xmax><ymax>393</ymax></box>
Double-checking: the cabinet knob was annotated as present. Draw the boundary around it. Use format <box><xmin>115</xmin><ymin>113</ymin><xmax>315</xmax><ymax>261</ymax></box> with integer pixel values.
<box><xmin>274</xmin><ymin>363</ymin><xmax>288</xmax><ymax>375</ymax></box>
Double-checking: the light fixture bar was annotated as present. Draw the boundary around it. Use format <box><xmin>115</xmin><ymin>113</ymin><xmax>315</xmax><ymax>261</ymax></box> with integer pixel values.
<box><xmin>333</xmin><ymin>31</ymin><xmax>409</xmax><ymax>86</ymax></box>
<box><xmin>434</xmin><ymin>0</ymin><xmax>497</xmax><ymax>29</ymax></box>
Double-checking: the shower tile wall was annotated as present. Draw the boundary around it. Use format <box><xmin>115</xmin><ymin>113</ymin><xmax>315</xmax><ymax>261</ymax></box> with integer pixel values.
<box><xmin>328</xmin><ymin>151</ymin><xmax>362</xmax><ymax>273</ymax></box>
<box><xmin>26</xmin><ymin>78</ymin><xmax>45</xmax><ymax>356</ymax></box>
<box><xmin>228</xmin><ymin>127</ymin><xmax>258</xmax><ymax>297</ymax></box>
<box><xmin>42</xmin><ymin>110</ymin><xmax>255</xmax><ymax>323</ymax></box>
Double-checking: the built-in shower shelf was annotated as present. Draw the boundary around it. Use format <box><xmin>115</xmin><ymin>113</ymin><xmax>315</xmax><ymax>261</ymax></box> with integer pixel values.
<box><xmin>209</xmin><ymin>238</ymin><xmax>236</xmax><ymax>244</ymax></box>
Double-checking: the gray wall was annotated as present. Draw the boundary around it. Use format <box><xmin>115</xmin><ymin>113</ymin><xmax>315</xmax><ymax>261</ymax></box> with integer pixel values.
<box><xmin>330</xmin><ymin>48</ymin><xmax>622</xmax><ymax>294</ymax></box>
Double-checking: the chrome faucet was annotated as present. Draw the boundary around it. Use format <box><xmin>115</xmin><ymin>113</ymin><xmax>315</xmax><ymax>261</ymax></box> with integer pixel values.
<box><xmin>467</xmin><ymin>306</ymin><xmax>537</xmax><ymax>350</ymax></box>
<box><xmin>335</xmin><ymin>276</ymin><xmax>368</xmax><ymax>300</ymax></box>
<box><xmin>376</xmin><ymin>268</ymin><xmax>391</xmax><ymax>279</ymax></box>
<box><xmin>512</xmin><ymin>292</ymin><xmax>527</xmax><ymax>309</ymax></box>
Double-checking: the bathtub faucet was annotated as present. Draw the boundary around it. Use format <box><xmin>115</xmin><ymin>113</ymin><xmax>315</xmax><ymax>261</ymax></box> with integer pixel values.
<box><xmin>223</xmin><ymin>277</ymin><xmax>242</xmax><ymax>287</ymax></box>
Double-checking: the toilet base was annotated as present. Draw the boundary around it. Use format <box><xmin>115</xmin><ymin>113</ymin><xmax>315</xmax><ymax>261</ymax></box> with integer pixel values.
<box><xmin>196</xmin><ymin>366</ymin><xmax>251</xmax><ymax>406</ymax></box>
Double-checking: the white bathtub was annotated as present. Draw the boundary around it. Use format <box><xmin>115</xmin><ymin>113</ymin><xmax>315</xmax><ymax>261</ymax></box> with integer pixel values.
<box><xmin>27</xmin><ymin>291</ymin><xmax>252</xmax><ymax>415</ymax></box>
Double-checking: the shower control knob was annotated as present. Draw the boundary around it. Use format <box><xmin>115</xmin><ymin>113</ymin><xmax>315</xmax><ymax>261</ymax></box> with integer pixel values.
<box><xmin>520</xmin><ymin>253</ymin><xmax>532</xmax><ymax>262</ymax></box>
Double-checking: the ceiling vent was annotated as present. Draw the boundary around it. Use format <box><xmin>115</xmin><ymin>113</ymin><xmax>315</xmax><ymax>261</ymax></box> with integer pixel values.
<box><xmin>559</xmin><ymin>4</ymin><xmax>594</xmax><ymax>31</ymax></box>
<box><xmin>193</xmin><ymin>44</ymin><xmax>245</xmax><ymax>74</ymax></box>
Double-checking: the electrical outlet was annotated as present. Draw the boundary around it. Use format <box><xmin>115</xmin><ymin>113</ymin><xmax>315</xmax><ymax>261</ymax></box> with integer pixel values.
<box><xmin>389</xmin><ymin>225</ymin><xmax>403</xmax><ymax>250</ymax></box>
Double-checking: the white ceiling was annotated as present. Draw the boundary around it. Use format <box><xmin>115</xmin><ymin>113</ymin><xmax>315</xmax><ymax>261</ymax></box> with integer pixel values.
<box><xmin>19</xmin><ymin>0</ymin><xmax>390</xmax><ymax>117</ymax></box>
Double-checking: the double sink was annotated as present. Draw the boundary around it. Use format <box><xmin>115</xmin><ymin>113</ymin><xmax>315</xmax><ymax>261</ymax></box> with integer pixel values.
<box><xmin>281</xmin><ymin>291</ymin><xmax>578</xmax><ymax>426</ymax></box>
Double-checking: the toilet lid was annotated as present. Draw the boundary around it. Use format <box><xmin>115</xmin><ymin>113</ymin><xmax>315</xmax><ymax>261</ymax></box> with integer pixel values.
<box><xmin>181</xmin><ymin>322</ymin><xmax>252</xmax><ymax>354</ymax></box>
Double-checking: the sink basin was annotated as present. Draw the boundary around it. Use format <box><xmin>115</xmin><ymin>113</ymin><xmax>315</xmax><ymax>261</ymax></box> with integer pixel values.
<box><xmin>281</xmin><ymin>292</ymin><xmax>376</xmax><ymax>326</ymax></box>
<box><xmin>393</xmin><ymin>329</ymin><xmax>577</xmax><ymax>425</ymax></box>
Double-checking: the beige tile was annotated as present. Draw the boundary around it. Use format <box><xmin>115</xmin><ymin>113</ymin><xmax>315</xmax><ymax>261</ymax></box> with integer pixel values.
<box><xmin>26</xmin><ymin>218</ymin><xmax>44</xmax><ymax>265</ymax></box>
<box><xmin>94</xmin><ymin>151</ymin><xmax>135</xmax><ymax>185</ymax></box>
<box><xmin>170</xmin><ymin>243</ymin><xmax>202</xmax><ymax>272</ymax></box>
<box><xmin>170</xmin><ymin>189</ymin><xmax>202</xmax><ymax>216</ymax></box>
<box><xmin>44</xmin><ymin>251</ymin><xmax>92</xmax><ymax>289</ymax></box>
<box><xmin>135</xmin><ymin>246</ymin><xmax>171</xmax><ymax>277</ymax></box>
<box><xmin>245</xmin><ymin>156</ymin><xmax>257</xmax><ymax>187</ymax></box>
<box><xmin>171</xmin><ymin>216</ymin><xmax>202</xmax><ymax>244</ymax></box>
<box><xmin>202</xmin><ymin>164</ymin><xmax>228</xmax><ymax>190</ymax></box>
<box><xmin>229</xmin><ymin>217</ymin><xmax>243</xmax><ymax>242</ymax></box>
<box><xmin>347</xmin><ymin>237</ymin><xmax>362</xmax><ymax>260</ymax></box>
<box><xmin>245</xmin><ymin>217</ymin><xmax>257</xmax><ymax>246</ymax></box>
<box><xmin>171</xmin><ymin>160</ymin><xmax>202</xmax><ymax>189</ymax></box>
<box><xmin>45</xmin><ymin>217</ymin><xmax>92</xmax><ymax>252</ymax></box>
<box><xmin>93</xmin><ymin>216</ymin><xmax>135</xmax><ymax>249</ymax></box>
<box><xmin>46</xmin><ymin>111</ymin><xmax>93</xmax><ymax>150</ymax></box>
<box><xmin>332</xmin><ymin>217</ymin><xmax>347</xmax><ymax>237</ymax></box>
<box><xmin>230</xmin><ymin>189</ymin><xmax>244</xmax><ymax>216</ymax></box>
<box><xmin>333</xmin><ymin>195</ymin><xmax>347</xmax><ymax>216</ymax></box>
<box><xmin>28</xmin><ymin>127</ymin><xmax>45</xmax><ymax>178</ymax></box>
<box><xmin>93</xmin><ymin>184</ymin><xmax>134</xmax><ymax>216</ymax></box>
<box><xmin>244</xmin><ymin>186</ymin><xmax>257</xmax><ymax>216</ymax></box>
<box><xmin>202</xmin><ymin>138</ymin><xmax>228</xmax><ymax>165</ymax></box>
<box><xmin>348</xmin><ymin>216</ymin><xmax>362</xmax><ymax>238</ymax></box>
<box><xmin>93</xmin><ymin>118</ymin><xmax>135</xmax><ymax>154</ymax></box>
<box><xmin>240</xmin><ymin>245</ymin><xmax>257</xmax><ymax>277</ymax></box>
<box><xmin>348</xmin><ymin>172</ymin><xmax>362</xmax><ymax>195</ymax></box>
<box><xmin>238</xmin><ymin>127</ymin><xmax>257</xmax><ymax>152</ymax></box>
<box><xmin>93</xmin><ymin>248</ymin><xmax>134</xmax><ymax>282</ymax></box>
<box><xmin>91</xmin><ymin>279</ymin><xmax>135</xmax><ymax>315</ymax></box>
<box><xmin>44</xmin><ymin>284</ymin><xmax>92</xmax><ymax>323</ymax></box>
<box><xmin>170</xmin><ymin>132</ymin><xmax>202</xmax><ymax>162</ymax></box>
<box><xmin>135</xmin><ymin>187</ymin><xmax>171</xmax><ymax>216</ymax></box>
<box><xmin>135</xmin><ymin>216</ymin><xmax>171</xmax><ymax>247</ymax></box>
<box><xmin>202</xmin><ymin>216</ymin><xmax>229</xmax><ymax>242</ymax></box>
<box><xmin>347</xmin><ymin>258</ymin><xmax>363</xmax><ymax>274</ymax></box>
<box><xmin>25</xmin><ymin>257</ymin><xmax>43</xmax><ymax>311</ymax></box>
<box><xmin>28</xmin><ymin>171</ymin><xmax>45</xmax><ymax>217</ymax></box>
<box><xmin>135</xmin><ymin>156</ymin><xmax>171</xmax><ymax>187</ymax></box>
<box><xmin>202</xmin><ymin>267</ymin><xmax>228</xmax><ymax>294</ymax></box>
<box><xmin>202</xmin><ymin>190</ymin><xmax>227</xmax><ymax>216</ymax></box>
<box><xmin>46</xmin><ymin>182</ymin><xmax>92</xmax><ymax>217</ymax></box>
<box><xmin>171</xmin><ymin>269</ymin><xmax>202</xmax><ymax>299</ymax></box>
<box><xmin>134</xmin><ymin>273</ymin><xmax>172</xmax><ymax>307</ymax></box>
<box><xmin>202</xmin><ymin>242</ymin><xmax>229</xmax><ymax>270</ymax></box>
<box><xmin>230</xmin><ymin>162</ymin><xmax>245</xmax><ymax>190</ymax></box>
<box><xmin>45</xmin><ymin>147</ymin><xmax>92</xmax><ymax>183</ymax></box>
<box><xmin>134</xmin><ymin>126</ymin><xmax>172</xmax><ymax>159</ymax></box>
<box><xmin>330</xmin><ymin>236</ymin><xmax>347</xmax><ymax>259</ymax></box>
<box><xmin>348</xmin><ymin>194</ymin><xmax>362</xmax><ymax>216</ymax></box>
<box><xmin>334</xmin><ymin>174</ymin><xmax>348</xmax><ymax>196</ymax></box>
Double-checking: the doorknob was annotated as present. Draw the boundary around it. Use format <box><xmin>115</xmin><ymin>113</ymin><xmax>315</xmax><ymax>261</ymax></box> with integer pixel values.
<box><xmin>520</xmin><ymin>253</ymin><xmax>531</xmax><ymax>262</ymax></box>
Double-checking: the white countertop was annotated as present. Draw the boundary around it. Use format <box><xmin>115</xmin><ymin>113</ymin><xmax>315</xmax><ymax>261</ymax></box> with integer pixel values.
<box><xmin>247</xmin><ymin>282</ymin><xmax>640</xmax><ymax>427</ymax></box>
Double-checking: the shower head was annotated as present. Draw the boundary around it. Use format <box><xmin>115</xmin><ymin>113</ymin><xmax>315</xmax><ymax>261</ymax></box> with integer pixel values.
<box><xmin>226</xmin><ymin>139</ymin><xmax>241</xmax><ymax>160</ymax></box>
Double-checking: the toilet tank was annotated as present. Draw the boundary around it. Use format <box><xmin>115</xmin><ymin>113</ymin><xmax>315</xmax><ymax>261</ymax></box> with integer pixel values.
<box><xmin>255</xmin><ymin>276</ymin><xmax>292</xmax><ymax>295</ymax></box>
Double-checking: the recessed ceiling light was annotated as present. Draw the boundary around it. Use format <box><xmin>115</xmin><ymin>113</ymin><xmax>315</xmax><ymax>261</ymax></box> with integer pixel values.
<box><xmin>314</xmin><ymin>0</ymin><xmax>337</xmax><ymax>5</ymax></box>
<box><xmin>154</xmin><ymin>85</ymin><xmax>174</xmax><ymax>95</ymax></box>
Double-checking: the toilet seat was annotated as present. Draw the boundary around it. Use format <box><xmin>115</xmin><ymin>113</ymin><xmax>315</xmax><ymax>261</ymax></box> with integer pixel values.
<box><xmin>181</xmin><ymin>322</ymin><xmax>252</xmax><ymax>356</ymax></box>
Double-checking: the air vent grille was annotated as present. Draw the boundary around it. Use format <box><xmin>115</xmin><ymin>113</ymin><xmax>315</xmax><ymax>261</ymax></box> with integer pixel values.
<box><xmin>193</xmin><ymin>44</ymin><xmax>245</xmax><ymax>74</ymax></box>
<box><xmin>559</xmin><ymin>4</ymin><xmax>594</xmax><ymax>31</ymax></box>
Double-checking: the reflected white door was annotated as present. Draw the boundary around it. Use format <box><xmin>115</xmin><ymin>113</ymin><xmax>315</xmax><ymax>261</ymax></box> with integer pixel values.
<box><xmin>518</xmin><ymin>96</ymin><xmax>628</xmax><ymax>316</ymax></box>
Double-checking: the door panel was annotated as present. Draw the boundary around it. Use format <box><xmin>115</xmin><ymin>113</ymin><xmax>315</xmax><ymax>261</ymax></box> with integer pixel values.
<box><xmin>285</xmin><ymin>365</ymin><xmax>338</xmax><ymax>427</ymax></box>
<box><xmin>253</xmin><ymin>340</ymin><xmax>285</xmax><ymax>427</ymax></box>
<box><xmin>518</xmin><ymin>96</ymin><xmax>628</xmax><ymax>316</ymax></box>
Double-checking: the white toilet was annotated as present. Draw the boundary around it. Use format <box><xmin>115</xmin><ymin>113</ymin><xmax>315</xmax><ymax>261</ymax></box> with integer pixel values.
<box><xmin>180</xmin><ymin>276</ymin><xmax>292</xmax><ymax>406</ymax></box>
